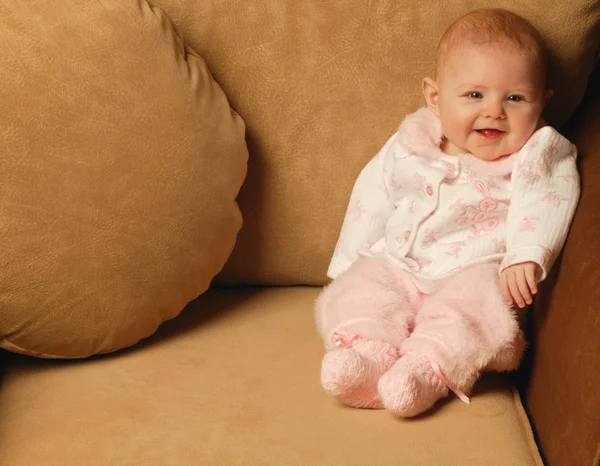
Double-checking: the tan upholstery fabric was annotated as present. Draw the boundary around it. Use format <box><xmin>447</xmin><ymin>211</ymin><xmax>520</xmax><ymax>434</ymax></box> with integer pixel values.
<box><xmin>0</xmin><ymin>287</ymin><xmax>543</xmax><ymax>466</ymax></box>
<box><xmin>0</xmin><ymin>1</ymin><xmax>247</xmax><ymax>358</ymax></box>
<box><xmin>153</xmin><ymin>0</ymin><xmax>600</xmax><ymax>285</ymax></box>
<box><xmin>522</xmin><ymin>70</ymin><xmax>600</xmax><ymax>466</ymax></box>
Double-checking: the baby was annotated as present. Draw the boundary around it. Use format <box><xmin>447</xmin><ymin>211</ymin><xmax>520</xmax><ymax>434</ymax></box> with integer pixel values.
<box><xmin>315</xmin><ymin>8</ymin><xmax>580</xmax><ymax>418</ymax></box>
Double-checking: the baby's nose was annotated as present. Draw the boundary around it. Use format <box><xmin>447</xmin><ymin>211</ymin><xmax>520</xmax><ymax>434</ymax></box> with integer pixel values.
<box><xmin>483</xmin><ymin>101</ymin><xmax>506</xmax><ymax>119</ymax></box>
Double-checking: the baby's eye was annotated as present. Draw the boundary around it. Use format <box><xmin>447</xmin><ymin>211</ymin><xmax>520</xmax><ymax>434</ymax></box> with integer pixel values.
<box><xmin>507</xmin><ymin>95</ymin><xmax>523</xmax><ymax>102</ymax></box>
<box><xmin>468</xmin><ymin>92</ymin><xmax>483</xmax><ymax>99</ymax></box>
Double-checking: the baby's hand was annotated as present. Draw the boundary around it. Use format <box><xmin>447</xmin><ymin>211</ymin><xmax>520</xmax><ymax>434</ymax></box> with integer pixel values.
<box><xmin>500</xmin><ymin>262</ymin><xmax>539</xmax><ymax>308</ymax></box>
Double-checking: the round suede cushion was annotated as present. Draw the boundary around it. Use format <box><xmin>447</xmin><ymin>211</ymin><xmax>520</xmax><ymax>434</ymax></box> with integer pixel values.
<box><xmin>0</xmin><ymin>1</ymin><xmax>248</xmax><ymax>358</ymax></box>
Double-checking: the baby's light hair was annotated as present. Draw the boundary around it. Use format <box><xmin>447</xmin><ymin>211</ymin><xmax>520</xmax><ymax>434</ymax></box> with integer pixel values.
<box><xmin>436</xmin><ymin>8</ymin><xmax>549</xmax><ymax>86</ymax></box>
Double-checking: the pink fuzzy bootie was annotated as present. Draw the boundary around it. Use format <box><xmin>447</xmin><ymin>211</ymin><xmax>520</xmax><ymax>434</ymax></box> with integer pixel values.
<box><xmin>377</xmin><ymin>352</ymin><xmax>449</xmax><ymax>417</ymax></box>
<box><xmin>321</xmin><ymin>338</ymin><xmax>399</xmax><ymax>409</ymax></box>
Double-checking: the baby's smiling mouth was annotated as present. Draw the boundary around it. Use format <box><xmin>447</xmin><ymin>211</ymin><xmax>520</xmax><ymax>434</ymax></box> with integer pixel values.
<box><xmin>475</xmin><ymin>128</ymin><xmax>505</xmax><ymax>140</ymax></box>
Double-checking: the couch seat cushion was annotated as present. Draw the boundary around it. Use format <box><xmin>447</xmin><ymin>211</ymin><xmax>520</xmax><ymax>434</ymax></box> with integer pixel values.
<box><xmin>0</xmin><ymin>287</ymin><xmax>542</xmax><ymax>465</ymax></box>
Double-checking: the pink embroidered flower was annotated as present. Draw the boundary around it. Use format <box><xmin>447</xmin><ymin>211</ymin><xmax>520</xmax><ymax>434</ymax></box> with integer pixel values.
<box><xmin>396</xmin><ymin>229</ymin><xmax>412</xmax><ymax>247</ymax></box>
<box><xmin>519</xmin><ymin>216</ymin><xmax>539</xmax><ymax>233</ymax></box>
<box><xmin>443</xmin><ymin>161</ymin><xmax>456</xmax><ymax>175</ymax></box>
<box><xmin>542</xmin><ymin>143</ymin><xmax>557</xmax><ymax>159</ymax></box>
<box><xmin>421</xmin><ymin>228</ymin><xmax>437</xmax><ymax>247</ymax></box>
<box><xmin>486</xmin><ymin>176</ymin><xmax>499</xmax><ymax>189</ymax></box>
<box><xmin>446</xmin><ymin>241</ymin><xmax>467</xmax><ymax>259</ymax></box>
<box><xmin>517</xmin><ymin>159</ymin><xmax>544</xmax><ymax>185</ymax></box>
<box><xmin>408</xmin><ymin>200</ymin><xmax>417</xmax><ymax>214</ymax></box>
<box><xmin>414</xmin><ymin>173</ymin><xmax>426</xmax><ymax>192</ymax></box>
<box><xmin>541</xmin><ymin>191</ymin><xmax>568</xmax><ymax>207</ymax></box>
<box><xmin>389</xmin><ymin>172</ymin><xmax>402</xmax><ymax>192</ymax></box>
<box><xmin>492</xmin><ymin>237</ymin><xmax>506</xmax><ymax>253</ymax></box>
<box><xmin>460</xmin><ymin>165</ymin><xmax>477</xmax><ymax>181</ymax></box>
<box><xmin>519</xmin><ymin>166</ymin><xmax>540</xmax><ymax>184</ymax></box>
<box><xmin>349</xmin><ymin>200</ymin><xmax>368</xmax><ymax>221</ymax></box>
<box><xmin>503</xmin><ymin>173</ymin><xmax>512</xmax><ymax>182</ymax></box>
<box><xmin>558</xmin><ymin>175</ymin><xmax>579</xmax><ymax>183</ymax></box>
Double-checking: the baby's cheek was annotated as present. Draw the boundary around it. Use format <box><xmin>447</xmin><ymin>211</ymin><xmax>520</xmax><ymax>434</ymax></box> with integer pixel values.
<box><xmin>446</xmin><ymin>119</ymin><xmax>468</xmax><ymax>140</ymax></box>
<box><xmin>519</xmin><ymin>111</ymin><xmax>541</xmax><ymax>135</ymax></box>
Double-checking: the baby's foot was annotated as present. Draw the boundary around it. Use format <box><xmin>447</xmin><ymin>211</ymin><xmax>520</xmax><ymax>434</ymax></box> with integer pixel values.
<box><xmin>321</xmin><ymin>339</ymin><xmax>399</xmax><ymax>409</ymax></box>
<box><xmin>377</xmin><ymin>352</ymin><xmax>449</xmax><ymax>417</ymax></box>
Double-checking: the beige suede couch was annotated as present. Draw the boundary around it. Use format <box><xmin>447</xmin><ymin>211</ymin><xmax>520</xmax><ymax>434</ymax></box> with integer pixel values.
<box><xmin>0</xmin><ymin>1</ymin><xmax>599</xmax><ymax>465</ymax></box>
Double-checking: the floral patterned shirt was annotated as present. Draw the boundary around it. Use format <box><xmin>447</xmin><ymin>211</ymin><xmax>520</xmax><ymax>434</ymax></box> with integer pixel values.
<box><xmin>328</xmin><ymin>107</ymin><xmax>580</xmax><ymax>283</ymax></box>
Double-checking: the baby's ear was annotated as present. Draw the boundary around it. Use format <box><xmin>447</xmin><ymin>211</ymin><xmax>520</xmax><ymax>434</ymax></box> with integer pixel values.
<box><xmin>543</xmin><ymin>89</ymin><xmax>554</xmax><ymax>105</ymax></box>
<box><xmin>422</xmin><ymin>77</ymin><xmax>440</xmax><ymax>117</ymax></box>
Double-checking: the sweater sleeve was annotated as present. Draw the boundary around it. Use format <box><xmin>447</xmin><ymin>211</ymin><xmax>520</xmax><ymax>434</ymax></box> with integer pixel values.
<box><xmin>327</xmin><ymin>132</ymin><xmax>403</xmax><ymax>279</ymax></box>
<box><xmin>500</xmin><ymin>127</ymin><xmax>580</xmax><ymax>281</ymax></box>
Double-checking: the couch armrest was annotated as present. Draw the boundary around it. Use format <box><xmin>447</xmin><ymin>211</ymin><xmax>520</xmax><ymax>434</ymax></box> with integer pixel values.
<box><xmin>520</xmin><ymin>70</ymin><xmax>600</xmax><ymax>466</ymax></box>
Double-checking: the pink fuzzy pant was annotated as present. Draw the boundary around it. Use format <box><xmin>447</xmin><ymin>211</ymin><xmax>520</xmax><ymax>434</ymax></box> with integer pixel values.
<box><xmin>315</xmin><ymin>256</ymin><xmax>525</xmax><ymax>399</ymax></box>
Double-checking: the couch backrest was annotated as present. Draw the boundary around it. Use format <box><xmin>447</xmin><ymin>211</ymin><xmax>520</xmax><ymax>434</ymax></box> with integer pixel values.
<box><xmin>154</xmin><ymin>0</ymin><xmax>600</xmax><ymax>286</ymax></box>
<box><xmin>520</xmin><ymin>70</ymin><xmax>600</xmax><ymax>466</ymax></box>
<box><xmin>155</xmin><ymin>0</ymin><xmax>600</xmax><ymax>286</ymax></box>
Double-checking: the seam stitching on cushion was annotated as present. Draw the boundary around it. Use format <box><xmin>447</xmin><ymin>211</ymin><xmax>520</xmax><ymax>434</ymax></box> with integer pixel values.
<box><xmin>512</xmin><ymin>387</ymin><xmax>545</xmax><ymax>466</ymax></box>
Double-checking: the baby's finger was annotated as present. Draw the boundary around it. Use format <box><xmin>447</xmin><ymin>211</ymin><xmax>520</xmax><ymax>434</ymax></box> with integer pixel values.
<box><xmin>515</xmin><ymin>267</ymin><xmax>532</xmax><ymax>305</ymax></box>
<box><xmin>500</xmin><ymin>273</ymin><xmax>513</xmax><ymax>304</ymax></box>
<box><xmin>507</xmin><ymin>271</ymin><xmax>525</xmax><ymax>308</ymax></box>
<box><xmin>525</xmin><ymin>265</ymin><xmax>538</xmax><ymax>295</ymax></box>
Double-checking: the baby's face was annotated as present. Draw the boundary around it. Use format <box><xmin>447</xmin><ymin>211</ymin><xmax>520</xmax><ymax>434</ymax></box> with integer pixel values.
<box><xmin>429</xmin><ymin>43</ymin><xmax>550</xmax><ymax>161</ymax></box>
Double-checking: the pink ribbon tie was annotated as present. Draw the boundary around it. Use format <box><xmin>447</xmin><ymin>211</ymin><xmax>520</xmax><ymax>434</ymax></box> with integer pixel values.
<box><xmin>429</xmin><ymin>359</ymin><xmax>471</xmax><ymax>405</ymax></box>
<box><xmin>333</xmin><ymin>332</ymin><xmax>360</xmax><ymax>348</ymax></box>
